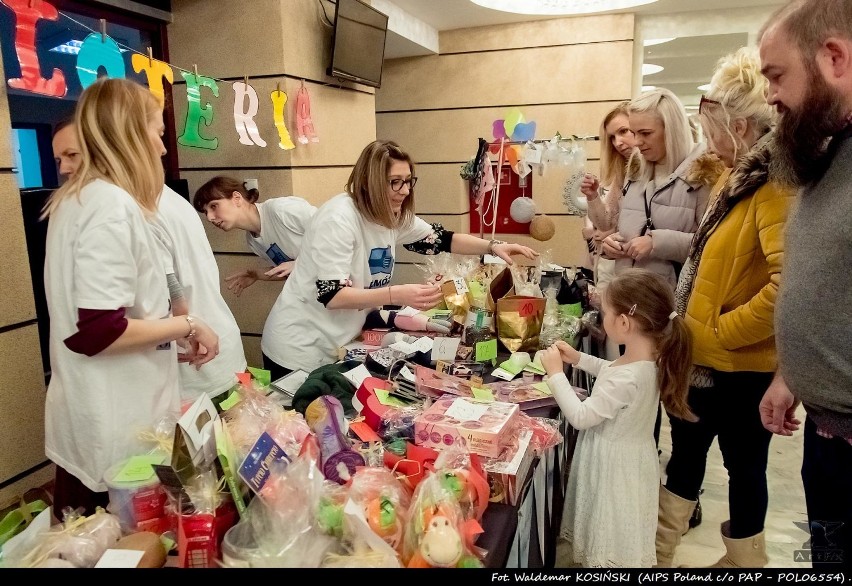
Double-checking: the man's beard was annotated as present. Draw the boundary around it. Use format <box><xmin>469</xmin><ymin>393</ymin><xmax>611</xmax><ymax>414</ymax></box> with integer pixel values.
<box><xmin>770</xmin><ymin>70</ymin><xmax>850</xmax><ymax>187</ymax></box>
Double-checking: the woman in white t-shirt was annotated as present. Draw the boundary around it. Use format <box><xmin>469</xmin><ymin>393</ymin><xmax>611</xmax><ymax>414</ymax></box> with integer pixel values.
<box><xmin>42</xmin><ymin>78</ymin><xmax>219</xmax><ymax>519</ymax></box>
<box><xmin>192</xmin><ymin>176</ymin><xmax>316</xmax><ymax>296</ymax></box>
<box><xmin>260</xmin><ymin>139</ymin><xmax>538</xmax><ymax>379</ymax></box>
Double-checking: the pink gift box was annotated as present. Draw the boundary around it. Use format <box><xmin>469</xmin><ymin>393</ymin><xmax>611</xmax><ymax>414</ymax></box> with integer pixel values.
<box><xmin>413</xmin><ymin>395</ymin><xmax>519</xmax><ymax>458</ymax></box>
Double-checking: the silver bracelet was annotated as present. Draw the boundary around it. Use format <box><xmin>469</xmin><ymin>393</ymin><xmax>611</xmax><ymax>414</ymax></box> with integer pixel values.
<box><xmin>487</xmin><ymin>239</ymin><xmax>506</xmax><ymax>255</ymax></box>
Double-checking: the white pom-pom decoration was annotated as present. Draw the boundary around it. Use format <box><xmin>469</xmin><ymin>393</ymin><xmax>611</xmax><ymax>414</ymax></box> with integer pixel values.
<box><xmin>509</xmin><ymin>197</ymin><xmax>537</xmax><ymax>224</ymax></box>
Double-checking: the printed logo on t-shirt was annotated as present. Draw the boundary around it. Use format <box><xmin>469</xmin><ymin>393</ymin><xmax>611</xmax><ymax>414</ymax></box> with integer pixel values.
<box><xmin>368</xmin><ymin>246</ymin><xmax>394</xmax><ymax>289</ymax></box>
<box><xmin>266</xmin><ymin>243</ymin><xmax>292</xmax><ymax>265</ymax></box>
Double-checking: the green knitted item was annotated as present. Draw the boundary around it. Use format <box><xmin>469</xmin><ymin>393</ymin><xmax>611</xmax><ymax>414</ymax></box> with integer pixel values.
<box><xmin>292</xmin><ymin>360</ymin><xmax>362</xmax><ymax>416</ymax></box>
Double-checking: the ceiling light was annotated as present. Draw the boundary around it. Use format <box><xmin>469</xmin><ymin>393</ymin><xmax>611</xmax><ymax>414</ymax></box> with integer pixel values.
<box><xmin>641</xmin><ymin>85</ymin><xmax>656</xmax><ymax>91</ymax></box>
<box><xmin>697</xmin><ymin>83</ymin><xmax>711</xmax><ymax>91</ymax></box>
<box><xmin>470</xmin><ymin>0</ymin><xmax>659</xmax><ymax>16</ymax></box>
<box><xmin>642</xmin><ymin>63</ymin><xmax>664</xmax><ymax>76</ymax></box>
<box><xmin>643</xmin><ymin>37</ymin><xmax>675</xmax><ymax>46</ymax></box>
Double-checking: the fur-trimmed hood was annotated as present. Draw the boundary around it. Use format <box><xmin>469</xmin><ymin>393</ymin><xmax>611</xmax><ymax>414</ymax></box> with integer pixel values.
<box><xmin>719</xmin><ymin>132</ymin><xmax>775</xmax><ymax>204</ymax></box>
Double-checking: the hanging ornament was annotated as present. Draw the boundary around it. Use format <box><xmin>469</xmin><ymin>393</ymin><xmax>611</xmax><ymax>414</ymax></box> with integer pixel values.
<box><xmin>509</xmin><ymin>197</ymin><xmax>537</xmax><ymax>224</ymax></box>
<box><xmin>561</xmin><ymin>171</ymin><xmax>587</xmax><ymax>215</ymax></box>
<box><xmin>529</xmin><ymin>214</ymin><xmax>556</xmax><ymax>241</ymax></box>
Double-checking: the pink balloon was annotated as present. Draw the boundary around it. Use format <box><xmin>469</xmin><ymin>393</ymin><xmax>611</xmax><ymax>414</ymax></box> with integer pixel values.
<box><xmin>492</xmin><ymin>119</ymin><xmax>507</xmax><ymax>139</ymax></box>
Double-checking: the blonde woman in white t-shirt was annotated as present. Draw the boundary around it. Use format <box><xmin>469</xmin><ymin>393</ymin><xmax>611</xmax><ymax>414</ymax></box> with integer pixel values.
<box><xmin>42</xmin><ymin>78</ymin><xmax>219</xmax><ymax>520</ymax></box>
<box><xmin>260</xmin><ymin>139</ymin><xmax>539</xmax><ymax>379</ymax></box>
<box><xmin>193</xmin><ymin>176</ymin><xmax>316</xmax><ymax>296</ymax></box>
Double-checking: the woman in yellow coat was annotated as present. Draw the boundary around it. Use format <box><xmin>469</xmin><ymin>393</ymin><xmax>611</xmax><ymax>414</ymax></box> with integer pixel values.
<box><xmin>655</xmin><ymin>47</ymin><xmax>795</xmax><ymax>568</ymax></box>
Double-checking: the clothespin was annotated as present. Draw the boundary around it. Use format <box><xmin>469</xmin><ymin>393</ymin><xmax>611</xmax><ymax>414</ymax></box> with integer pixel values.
<box><xmin>100</xmin><ymin>19</ymin><xmax>107</xmax><ymax>42</ymax></box>
<box><xmin>300</xmin><ymin>78</ymin><xmax>305</xmax><ymax>89</ymax></box>
<box><xmin>147</xmin><ymin>47</ymin><xmax>153</xmax><ymax>67</ymax></box>
<box><xmin>276</xmin><ymin>81</ymin><xmax>281</xmax><ymax>96</ymax></box>
<box><xmin>244</xmin><ymin>74</ymin><xmax>249</xmax><ymax>87</ymax></box>
<box><xmin>192</xmin><ymin>64</ymin><xmax>198</xmax><ymax>81</ymax></box>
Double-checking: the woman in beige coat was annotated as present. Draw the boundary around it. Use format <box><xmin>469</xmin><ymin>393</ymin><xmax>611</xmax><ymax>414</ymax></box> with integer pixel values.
<box><xmin>602</xmin><ymin>88</ymin><xmax>712</xmax><ymax>290</ymax></box>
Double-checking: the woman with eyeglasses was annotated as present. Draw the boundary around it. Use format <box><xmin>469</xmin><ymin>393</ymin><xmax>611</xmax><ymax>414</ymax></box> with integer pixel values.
<box><xmin>259</xmin><ymin>139</ymin><xmax>538</xmax><ymax>379</ymax></box>
<box><xmin>656</xmin><ymin>47</ymin><xmax>794</xmax><ymax>568</ymax></box>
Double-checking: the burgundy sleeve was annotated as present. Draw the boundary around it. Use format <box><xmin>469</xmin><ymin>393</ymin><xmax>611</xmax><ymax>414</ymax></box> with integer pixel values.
<box><xmin>63</xmin><ymin>308</ymin><xmax>129</xmax><ymax>357</ymax></box>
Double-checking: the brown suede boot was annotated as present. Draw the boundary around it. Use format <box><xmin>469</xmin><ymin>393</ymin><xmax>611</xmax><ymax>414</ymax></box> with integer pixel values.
<box><xmin>707</xmin><ymin>520</ymin><xmax>769</xmax><ymax>568</ymax></box>
<box><xmin>655</xmin><ymin>485</ymin><xmax>697</xmax><ymax>567</ymax></box>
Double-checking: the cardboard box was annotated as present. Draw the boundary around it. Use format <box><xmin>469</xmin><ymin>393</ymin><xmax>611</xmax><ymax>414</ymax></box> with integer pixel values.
<box><xmin>413</xmin><ymin>395</ymin><xmax>519</xmax><ymax>458</ymax></box>
<box><xmin>483</xmin><ymin>429</ymin><xmax>535</xmax><ymax>505</ymax></box>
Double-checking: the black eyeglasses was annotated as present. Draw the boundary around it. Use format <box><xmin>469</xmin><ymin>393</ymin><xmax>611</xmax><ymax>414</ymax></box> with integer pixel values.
<box><xmin>699</xmin><ymin>95</ymin><xmax>721</xmax><ymax>115</ymax></box>
<box><xmin>389</xmin><ymin>177</ymin><xmax>418</xmax><ymax>192</ymax></box>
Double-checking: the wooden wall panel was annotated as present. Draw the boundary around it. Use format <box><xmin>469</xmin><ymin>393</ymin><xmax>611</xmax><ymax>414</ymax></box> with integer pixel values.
<box><xmin>440</xmin><ymin>14</ymin><xmax>634</xmax><ymax>54</ymax></box>
<box><xmin>377</xmin><ymin>42</ymin><xmax>632</xmax><ymax>111</ymax></box>
<box><xmin>376</xmin><ymin>103</ymin><xmax>612</xmax><ymax>163</ymax></box>
<box><xmin>0</xmin><ymin>173</ymin><xmax>36</xmax><ymax>327</ymax></box>
<box><xmin>0</xmin><ymin>326</ymin><xmax>47</xmax><ymax>484</ymax></box>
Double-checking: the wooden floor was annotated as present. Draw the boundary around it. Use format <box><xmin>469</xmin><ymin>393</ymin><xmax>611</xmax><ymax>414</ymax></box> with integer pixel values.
<box><xmin>557</xmin><ymin>405</ymin><xmax>812</xmax><ymax>568</ymax></box>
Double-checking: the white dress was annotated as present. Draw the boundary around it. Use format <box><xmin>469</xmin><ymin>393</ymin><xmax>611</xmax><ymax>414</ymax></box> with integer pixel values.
<box><xmin>546</xmin><ymin>353</ymin><xmax>660</xmax><ymax>567</ymax></box>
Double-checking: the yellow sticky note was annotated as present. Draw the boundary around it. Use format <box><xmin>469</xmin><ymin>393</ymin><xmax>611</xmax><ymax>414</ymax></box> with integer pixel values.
<box><xmin>475</xmin><ymin>339</ymin><xmax>498</xmax><ymax>363</ymax></box>
<box><xmin>533</xmin><ymin>381</ymin><xmax>552</xmax><ymax>396</ymax></box>
<box><xmin>114</xmin><ymin>454</ymin><xmax>164</xmax><ymax>482</ymax></box>
<box><xmin>375</xmin><ymin>388</ymin><xmax>409</xmax><ymax>408</ymax></box>
<box><xmin>471</xmin><ymin>387</ymin><xmax>495</xmax><ymax>402</ymax></box>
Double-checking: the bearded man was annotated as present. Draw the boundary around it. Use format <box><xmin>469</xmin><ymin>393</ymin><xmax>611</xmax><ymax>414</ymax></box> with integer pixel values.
<box><xmin>758</xmin><ymin>0</ymin><xmax>852</xmax><ymax>571</ymax></box>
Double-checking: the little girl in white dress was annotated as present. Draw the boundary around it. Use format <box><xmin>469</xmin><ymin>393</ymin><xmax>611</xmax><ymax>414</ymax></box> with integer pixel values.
<box><xmin>541</xmin><ymin>269</ymin><xmax>695</xmax><ymax>567</ymax></box>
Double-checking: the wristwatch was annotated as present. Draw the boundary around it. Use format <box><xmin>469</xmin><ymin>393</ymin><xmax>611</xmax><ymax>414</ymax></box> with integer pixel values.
<box><xmin>487</xmin><ymin>239</ymin><xmax>506</xmax><ymax>256</ymax></box>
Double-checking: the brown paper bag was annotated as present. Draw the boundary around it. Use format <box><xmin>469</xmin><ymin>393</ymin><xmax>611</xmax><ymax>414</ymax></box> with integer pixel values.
<box><xmin>496</xmin><ymin>295</ymin><xmax>547</xmax><ymax>352</ymax></box>
<box><xmin>487</xmin><ymin>267</ymin><xmax>515</xmax><ymax>312</ymax></box>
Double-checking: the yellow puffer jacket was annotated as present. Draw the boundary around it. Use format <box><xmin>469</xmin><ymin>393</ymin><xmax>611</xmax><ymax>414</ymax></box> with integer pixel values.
<box><xmin>685</xmin><ymin>170</ymin><xmax>795</xmax><ymax>373</ymax></box>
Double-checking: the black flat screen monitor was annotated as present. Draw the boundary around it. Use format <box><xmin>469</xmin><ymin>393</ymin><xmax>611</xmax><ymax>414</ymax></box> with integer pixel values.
<box><xmin>328</xmin><ymin>0</ymin><xmax>389</xmax><ymax>88</ymax></box>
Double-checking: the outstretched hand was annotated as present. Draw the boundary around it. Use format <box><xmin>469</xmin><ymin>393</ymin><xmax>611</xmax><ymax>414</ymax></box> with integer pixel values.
<box><xmin>224</xmin><ymin>269</ymin><xmax>258</xmax><ymax>297</ymax></box>
<box><xmin>491</xmin><ymin>242</ymin><xmax>539</xmax><ymax>265</ymax></box>
<box><xmin>264</xmin><ymin>260</ymin><xmax>295</xmax><ymax>281</ymax></box>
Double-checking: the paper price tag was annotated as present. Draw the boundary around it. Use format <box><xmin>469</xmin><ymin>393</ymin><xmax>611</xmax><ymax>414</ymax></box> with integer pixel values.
<box><xmin>375</xmin><ymin>388</ymin><xmax>409</xmax><ymax>408</ymax></box>
<box><xmin>342</xmin><ymin>364</ymin><xmax>372</xmax><ymax>388</ymax></box>
<box><xmin>471</xmin><ymin>387</ymin><xmax>495</xmax><ymax>402</ymax></box>
<box><xmin>475</xmin><ymin>339</ymin><xmax>498</xmax><ymax>363</ymax></box>
<box><xmin>431</xmin><ymin>337</ymin><xmax>461</xmax><ymax>361</ymax></box>
<box><xmin>445</xmin><ymin>398</ymin><xmax>489</xmax><ymax>421</ymax></box>
<box><xmin>452</xmin><ymin>277</ymin><xmax>469</xmax><ymax>295</ymax></box>
<box><xmin>518</xmin><ymin>301</ymin><xmax>537</xmax><ymax>318</ymax></box>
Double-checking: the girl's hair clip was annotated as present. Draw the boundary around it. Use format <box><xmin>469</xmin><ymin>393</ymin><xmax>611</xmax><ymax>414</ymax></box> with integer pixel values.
<box><xmin>628</xmin><ymin>303</ymin><xmax>637</xmax><ymax>316</ymax></box>
<box><xmin>243</xmin><ymin>178</ymin><xmax>259</xmax><ymax>191</ymax></box>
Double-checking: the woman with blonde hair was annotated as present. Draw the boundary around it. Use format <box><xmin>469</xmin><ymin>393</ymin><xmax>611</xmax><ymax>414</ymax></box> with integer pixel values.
<box><xmin>260</xmin><ymin>139</ymin><xmax>538</xmax><ymax>378</ymax></box>
<box><xmin>579</xmin><ymin>102</ymin><xmax>636</xmax><ymax>359</ymax></box>
<box><xmin>582</xmin><ymin>101</ymin><xmax>636</xmax><ymax>233</ymax></box>
<box><xmin>602</xmin><ymin>88</ymin><xmax>712</xmax><ymax>289</ymax></box>
<box><xmin>655</xmin><ymin>47</ymin><xmax>794</xmax><ymax>568</ymax></box>
<box><xmin>43</xmin><ymin>78</ymin><xmax>218</xmax><ymax>518</ymax></box>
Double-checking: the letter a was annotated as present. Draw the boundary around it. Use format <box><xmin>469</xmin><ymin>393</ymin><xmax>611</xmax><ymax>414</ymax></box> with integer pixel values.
<box><xmin>2</xmin><ymin>0</ymin><xmax>66</xmax><ymax>96</ymax></box>
<box><xmin>131</xmin><ymin>54</ymin><xmax>173</xmax><ymax>108</ymax></box>
<box><xmin>178</xmin><ymin>70</ymin><xmax>219</xmax><ymax>150</ymax></box>
<box><xmin>270</xmin><ymin>89</ymin><xmax>295</xmax><ymax>150</ymax></box>
<box><xmin>232</xmin><ymin>81</ymin><xmax>266</xmax><ymax>147</ymax></box>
